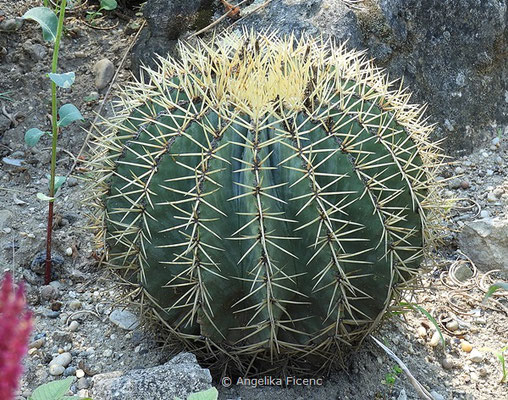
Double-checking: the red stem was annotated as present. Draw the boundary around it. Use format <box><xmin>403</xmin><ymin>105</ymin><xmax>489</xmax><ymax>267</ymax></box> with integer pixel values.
<box><xmin>44</xmin><ymin>201</ymin><xmax>54</xmax><ymax>285</ymax></box>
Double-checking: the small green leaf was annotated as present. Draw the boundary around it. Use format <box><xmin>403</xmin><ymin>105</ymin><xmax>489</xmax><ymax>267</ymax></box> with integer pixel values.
<box><xmin>30</xmin><ymin>376</ymin><xmax>74</xmax><ymax>400</ymax></box>
<box><xmin>188</xmin><ymin>388</ymin><xmax>219</xmax><ymax>400</ymax></box>
<box><xmin>100</xmin><ymin>0</ymin><xmax>118</xmax><ymax>11</ymax></box>
<box><xmin>37</xmin><ymin>192</ymin><xmax>55</xmax><ymax>202</ymax></box>
<box><xmin>58</xmin><ymin>103</ymin><xmax>84</xmax><ymax>127</ymax></box>
<box><xmin>47</xmin><ymin>175</ymin><xmax>66</xmax><ymax>192</ymax></box>
<box><xmin>49</xmin><ymin>72</ymin><xmax>75</xmax><ymax>89</ymax></box>
<box><xmin>25</xmin><ymin>128</ymin><xmax>47</xmax><ymax>147</ymax></box>
<box><xmin>55</xmin><ymin>176</ymin><xmax>66</xmax><ymax>192</ymax></box>
<box><xmin>22</xmin><ymin>7</ymin><xmax>58</xmax><ymax>42</ymax></box>
<box><xmin>483</xmin><ymin>282</ymin><xmax>508</xmax><ymax>303</ymax></box>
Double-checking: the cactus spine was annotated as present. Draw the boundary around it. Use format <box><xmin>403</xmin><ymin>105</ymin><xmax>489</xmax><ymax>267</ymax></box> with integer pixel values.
<box><xmin>88</xmin><ymin>32</ymin><xmax>443</xmax><ymax>374</ymax></box>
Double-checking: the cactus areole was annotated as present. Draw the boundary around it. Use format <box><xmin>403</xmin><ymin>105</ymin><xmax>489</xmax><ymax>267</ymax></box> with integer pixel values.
<box><xmin>89</xmin><ymin>32</ymin><xmax>443</xmax><ymax>374</ymax></box>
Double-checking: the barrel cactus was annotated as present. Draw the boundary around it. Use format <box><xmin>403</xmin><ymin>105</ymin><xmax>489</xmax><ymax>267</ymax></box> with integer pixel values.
<box><xmin>88</xmin><ymin>32</ymin><xmax>443</xmax><ymax>375</ymax></box>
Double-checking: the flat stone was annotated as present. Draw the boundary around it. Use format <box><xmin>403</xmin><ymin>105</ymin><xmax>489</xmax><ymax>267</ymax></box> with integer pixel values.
<box><xmin>458</xmin><ymin>218</ymin><xmax>508</xmax><ymax>277</ymax></box>
<box><xmin>77</xmin><ymin>377</ymin><xmax>90</xmax><ymax>390</ymax></box>
<box><xmin>446</xmin><ymin>320</ymin><xmax>459</xmax><ymax>331</ymax></box>
<box><xmin>91</xmin><ymin>353</ymin><xmax>212</xmax><ymax>400</ymax></box>
<box><xmin>49</xmin><ymin>352</ymin><xmax>72</xmax><ymax>368</ymax></box>
<box><xmin>68</xmin><ymin>320</ymin><xmax>80</xmax><ymax>332</ymax></box>
<box><xmin>0</xmin><ymin>209</ymin><xmax>12</xmax><ymax>229</ymax></box>
<box><xmin>469</xmin><ymin>349</ymin><xmax>483</xmax><ymax>363</ymax></box>
<box><xmin>0</xmin><ymin>18</ymin><xmax>23</xmax><ymax>32</ymax></box>
<box><xmin>49</xmin><ymin>364</ymin><xmax>65</xmax><ymax>376</ymax></box>
<box><xmin>93</xmin><ymin>59</ymin><xmax>115</xmax><ymax>90</ymax></box>
<box><xmin>109</xmin><ymin>309</ymin><xmax>139</xmax><ymax>331</ymax></box>
<box><xmin>40</xmin><ymin>285</ymin><xmax>59</xmax><ymax>301</ymax></box>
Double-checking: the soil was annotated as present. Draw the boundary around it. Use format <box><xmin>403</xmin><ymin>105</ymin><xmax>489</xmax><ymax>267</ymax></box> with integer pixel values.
<box><xmin>0</xmin><ymin>1</ymin><xmax>506</xmax><ymax>400</ymax></box>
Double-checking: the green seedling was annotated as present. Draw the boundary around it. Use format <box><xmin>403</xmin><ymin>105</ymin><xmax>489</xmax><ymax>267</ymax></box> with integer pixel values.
<box><xmin>382</xmin><ymin>364</ymin><xmax>403</xmax><ymax>387</ymax></box>
<box><xmin>23</xmin><ymin>0</ymin><xmax>84</xmax><ymax>284</ymax></box>
<box><xmin>86</xmin><ymin>0</ymin><xmax>117</xmax><ymax>25</ymax></box>
<box><xmin>482</xmin><ymin>282</ymin><xmax>508</xmax><ymax>304</ymax></box>
<box><xmin>29</xmin><ymin>376</ymin><xmax>92</xmax><ymax>400</ymax></box>
<box><xmin>480</xmin><ymin>345</ymin><xmax>508</xmax><ymax>383</ymax></box>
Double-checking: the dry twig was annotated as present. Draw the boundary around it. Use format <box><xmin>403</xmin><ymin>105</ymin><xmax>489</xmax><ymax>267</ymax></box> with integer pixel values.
<box><xmin>370</xmin><ymin>335</ymin><xmax>433</xmax><ymax>400</ymax></box>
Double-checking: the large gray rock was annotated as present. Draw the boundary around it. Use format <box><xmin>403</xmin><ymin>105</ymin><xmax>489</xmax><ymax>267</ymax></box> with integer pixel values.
<box><xmin>458</xmin><ymin>217</ymin><xmax>508</xmax><ymax>277</ymax></box>
<box><xmin>131</xmin><ymin>0</ymin><xmax>215</xmax><ymax>75</ymax></box>
<box><xmin>91</xmin><ymin>353</ymin><xmax>212</xmax><ymax>400</ymax></box>
<box><xmin>132</xmin><ymin>0</ymin><xmax>507</xmax><ymax>155</ymax></box>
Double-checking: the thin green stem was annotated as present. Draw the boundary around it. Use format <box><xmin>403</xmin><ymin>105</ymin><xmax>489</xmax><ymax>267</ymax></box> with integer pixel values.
<box><xmin>44</xmin><ymin>0</ymin><xmax>67</xmax><ymax>285</ymax></box>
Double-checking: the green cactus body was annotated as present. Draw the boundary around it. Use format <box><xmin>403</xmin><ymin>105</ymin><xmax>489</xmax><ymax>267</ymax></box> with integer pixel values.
<box><xmin>89</xmin><ymin>33</ymin><xmax>442</xmax><ymax>373</ymax></box>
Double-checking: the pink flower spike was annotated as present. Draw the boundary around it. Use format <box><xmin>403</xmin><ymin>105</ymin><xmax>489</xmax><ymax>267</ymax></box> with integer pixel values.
<box><xmin>0</xmin><ymin>273</ymin><xmax>33</xmax><ymax>400</ymax></box>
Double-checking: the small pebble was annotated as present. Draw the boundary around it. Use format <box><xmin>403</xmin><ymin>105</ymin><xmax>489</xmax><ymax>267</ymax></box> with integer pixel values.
<box><xmin>493</xmin><ymin>188</ymin><xmax>504</xmax><ymax>198</ymax></box>
<box><xmin>480</xmin><ymin>210</ymin><xmax>490</xmax><ymax>218</ymax></box>
<box><xmin>76</xmin><ymin>369</ymin><xmax>85</xmax><ymax>378</ymax></box>
<box><xmin>65</xmin><ymin>247</ymin><xmax>73</xmax><ymax>256</ymax></box>
<box><xmin>492</xmin><ymin>136</ymin><xmax>500</xmax><ymax>146</ymax></box>
<box><xmin>486</xmin><ymin>169</ymin><xmax>494</xmax><ymax>176</ymax></box>
<box><xmin>446</xmin><ymin>320</ymin><xmax>459</xmax><ymax>332</ymax></box>
<box><xmin>49</xmin><ymin>352</ymin><xmax>72</xmax><ymax>368</ymax></box>
<box><xmin>29</xmin><ymin>338</ymin><xmax>45</xmax><ymax>349</ymax></box>
<box><xmin>68</xmin><ymin>320</ymin><xmax>80</xmax><ymax>332</ymax></box>
<box><xmin>479</xmin><ymin>367</ymin><xmax>488</xmax><ymax>377</ymax></box>
<box><xmin>441</xmin><ymin>358</ymin><xmax>454</xmax><ymax>370</ymax></box>
<box><xmin>67</xmin><ymin>177</ymin><xmax>78</xmax><ymax>187</ymax></box>
<box><xmin>103</xmin><ymin>349</ymin><xmax>113</xmax><ymax>358</ymax></box>
<box><xmin>49</xmin><ymin>364</ymin><xmax>65</xmax><ymax>376</ymax></box>
<box><xmin>64</xmin><ymin>366</ymin><xmax>77</xmax><ymax>377</ymax></box>
<box><xmin>0</xmin><ymin>18</ymin><xmax>24</xmax><ymax>32</ymax></box>
<box><xmin>430</xmin><ymin>390</ymin><xmax>445</xmax><ymax>400</ymax></box>
<box><xmin>76</xmin><ymin>377</ymin><xmax>89</xmax><ymax>390</ymax></box>
<box><xmin>68</xmin><ymin>300</ymin><xmax>82</xmax><ymax>310</ymax></box>
<box><xmin>429</xmin><ymin>331</ymin><xmax>441</xmax><ymax>347</ymax></box>
<box><xmin>45</xmin><ymin>310</ymin><xmax>60</xmax><ymax>319</ymax></box>
<box><xmin>40</xmin><ymin>285</ymin><xmax>58</xmax><ymax>301</ymax></box>
<box><xmin>93</xmin><ymin>58</ymin><xmax>115</xmax><ymax>90</ymax></box>
<box><xmin>469</xmin><ymin>349</ymin><xmax>483</xmax><ymax>363</ymax></box>
<box><xmin>448</xmin><ymin>178</ymin><xmax>461</xmax><ymax>190</ymax></box>
<box><xmin>460</xmin><ymin>181</ymin><xmax>470</xmax><ymax>189</ymax></box>
<box><xmin>487</xmin><ymin>192</ymin><xmax>497</xmax><ymax>202</ymax></box>
<box><xmin>461</xmin><ymin>341</ymin><xmax>473</xmax><ymax>353</ymax></box>
<box><xmin>417</xmin><ymin>326</ymin><xmax>427</xmax><ymax>338</ymax></box>
<box><xmin>77</xmin><ymin>389</ymin><xmax>90</xmax><ymax>398</ymax></box>
<box><xmin>109</xmin><ymin>309</ymin><xmax>139</xmax><ymax>330</ymax></box>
